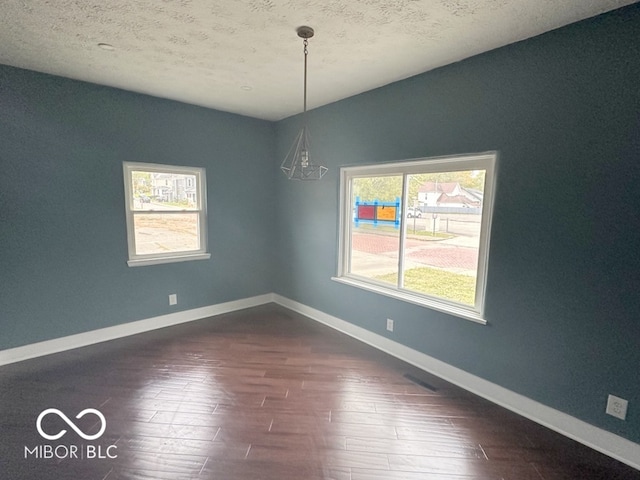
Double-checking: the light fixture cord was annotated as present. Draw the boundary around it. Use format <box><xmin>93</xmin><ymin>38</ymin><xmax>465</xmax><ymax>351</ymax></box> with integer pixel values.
<box><xmin>303</xmin><ymin>38</ymin><xmax>308</xmax><ymax>115</ymax></box>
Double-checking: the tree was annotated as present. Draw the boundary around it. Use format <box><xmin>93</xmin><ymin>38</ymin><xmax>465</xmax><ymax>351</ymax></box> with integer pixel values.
<box><xmin>352</xmin><ymin>169</ymin><xmax>486</xmax><ymax>205</ymax></box>
<box><xmin>131</xmin><ymin>171</ymin><xmax>152</xmax><ymax>198</ymax></box>
<box><xmin>353</xmin><ymin>175</ymin><xmax>402</xmax><ymax>203</ymax></box>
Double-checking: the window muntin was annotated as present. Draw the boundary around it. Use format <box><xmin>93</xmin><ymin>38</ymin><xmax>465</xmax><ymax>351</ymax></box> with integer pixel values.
<box><xmin>123</xmin><ymin>162</ymin><xmax>210</xmax><ymax>267</ymax></box>
<box><xmin>336</xmin><ymin>152</ymin><xmax>497</xmax><ymax>323</ymax></box>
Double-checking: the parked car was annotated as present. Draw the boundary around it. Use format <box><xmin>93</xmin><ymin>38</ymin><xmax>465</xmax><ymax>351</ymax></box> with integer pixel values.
<box><xmin>407</xmin><ymin>208</ymin><xmax>422</xmax><ymax>218</ymax></box>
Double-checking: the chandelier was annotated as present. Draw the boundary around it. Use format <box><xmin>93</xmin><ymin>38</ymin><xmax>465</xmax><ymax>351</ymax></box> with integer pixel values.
<box><xmin>280</xmin><ymin>26</ymin><xmax>328</xmax><ymax>181</ymax></box>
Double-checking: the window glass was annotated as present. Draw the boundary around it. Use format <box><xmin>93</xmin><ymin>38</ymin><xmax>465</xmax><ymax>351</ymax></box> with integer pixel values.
<box><xmin>337</xmin><ymin>153</ymin><xmax>497</xmax><ymax>322</ymax></box>
<box><xmin>350</xmin><ymin>175</ymin><xmax>402</xmax><ymax>288</ymax></box>
<box><xmin>123</xmin><ymin>163</ymin><xmax>210</xmax><ymax>266</ymax></box>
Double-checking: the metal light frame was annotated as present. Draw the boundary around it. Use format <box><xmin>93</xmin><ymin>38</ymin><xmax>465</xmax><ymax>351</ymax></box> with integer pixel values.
<box><xmin>280</xmin><ymin>26</ymin><xmax>328</xmax><ymax>181</ymax></box>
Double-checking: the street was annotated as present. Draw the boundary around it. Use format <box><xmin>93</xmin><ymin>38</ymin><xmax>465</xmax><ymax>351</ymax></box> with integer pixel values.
<box><xmin>350</xmin><ymin>214</ymin><xmax>481</xmax><ymax>278</ymax></box>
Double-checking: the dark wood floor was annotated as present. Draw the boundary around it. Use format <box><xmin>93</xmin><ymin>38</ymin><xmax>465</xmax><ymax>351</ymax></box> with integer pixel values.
<box><xmin>1</xmin><ymin>304</ymin><xmax>638</xmax><ymax>480</ymax></box>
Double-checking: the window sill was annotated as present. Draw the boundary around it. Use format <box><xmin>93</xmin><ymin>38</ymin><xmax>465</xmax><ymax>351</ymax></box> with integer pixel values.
<box><xmin>331</xmin><ymin>276</ymin><xmax>487</xmax><ymax>325</ymax></box>
<box><xmin>127</xmin><ymin>253</ymin><xmax>211</xmax><ymax>267</ymax></box>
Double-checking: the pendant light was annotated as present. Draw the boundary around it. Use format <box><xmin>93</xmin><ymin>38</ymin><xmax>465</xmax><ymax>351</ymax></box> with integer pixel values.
<box><xmin>280</xmin><ymin>26</ymin><xmax>328</xmax><ymax>181</ymax></box>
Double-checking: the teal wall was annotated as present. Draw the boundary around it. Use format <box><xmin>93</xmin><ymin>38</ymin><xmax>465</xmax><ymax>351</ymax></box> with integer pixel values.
<box><xmin>274</xmin><ymin>5</ymin><xmax>640</xmax><ymax>443</ymax></box>
<box><xmin>0</xmin><ymin>66</ymin><xmax>276</xmax><ymax>349</ymax></box>
<box><xmin>1</xmin><ymin>3</ymin><xmax>638</xmax><ymax>449</ymax></box>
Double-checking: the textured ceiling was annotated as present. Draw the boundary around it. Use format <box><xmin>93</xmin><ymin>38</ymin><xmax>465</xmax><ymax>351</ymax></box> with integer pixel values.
<box><xmin>1</xmin><ymin>0</ymin><xmax>636</xmax><ymax>120</ymax></box>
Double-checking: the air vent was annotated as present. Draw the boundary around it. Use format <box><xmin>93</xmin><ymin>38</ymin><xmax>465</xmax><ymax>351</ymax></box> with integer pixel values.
<box><xmin>403</xmin><ymin>373</ymin><xmax>437</xmax><ymax>392</ymax></box>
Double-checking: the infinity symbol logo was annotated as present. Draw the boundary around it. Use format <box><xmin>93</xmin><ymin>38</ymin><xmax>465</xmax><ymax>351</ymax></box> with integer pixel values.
<box><xmin>36</xmin><ymin>408</ymin><xmax>106</xmax><ymax>441</ymax></box>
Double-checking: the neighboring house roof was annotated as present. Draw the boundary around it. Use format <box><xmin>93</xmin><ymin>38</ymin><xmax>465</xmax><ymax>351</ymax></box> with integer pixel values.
<box><xmin>418</xmin><ymin>182</ymin><xmax>483</xmax><ymax>207</ymax></box>
<box><xmin>463</xmin><ymin>188</ymin><xmax>484</xmax><ymax>202</ymax></box>
<box><xmin>437</xmin><ymin>193</ymin><xmax>481</xmax><ymax>207</ymax></box>
<box><xmin>418</xmin><ymin>182</ymin><xmax>460</xmax><ymax>194</ymax></box>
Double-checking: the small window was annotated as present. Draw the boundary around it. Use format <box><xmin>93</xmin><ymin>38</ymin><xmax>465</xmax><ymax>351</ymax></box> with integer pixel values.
<box><xmin>123</xmin><ymin>162</ymin><xmax>210</xmax><ymax>267</ymax></box>
<box><xmin>334</xmin><ymin>152</ymin><xmax>497</xmax><ymax>323</ymax></box>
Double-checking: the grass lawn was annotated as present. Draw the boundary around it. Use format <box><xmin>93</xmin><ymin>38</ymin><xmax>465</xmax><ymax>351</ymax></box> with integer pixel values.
<box><xmin>376</xmin><ymin>266</ymin><xmax>476</xmax><ymax>305</ymax></box>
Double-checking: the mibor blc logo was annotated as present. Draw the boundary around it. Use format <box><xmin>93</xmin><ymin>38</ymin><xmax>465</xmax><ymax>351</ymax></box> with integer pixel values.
<box><xmin>24</xmin><ymin>408</ymin><xmax>117</xmax><ymax>460</ymax></box>
<box><xmin>37</xmin><ymin>408</ymin><xmax>106</xmax><ymax>441</ymax></box>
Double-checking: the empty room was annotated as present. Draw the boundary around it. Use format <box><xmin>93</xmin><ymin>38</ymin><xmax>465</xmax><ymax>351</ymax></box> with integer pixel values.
<box><xmin>1</xmin><ymin>1</ymin><xmax>639</xmax><ymax>479</ymax></box>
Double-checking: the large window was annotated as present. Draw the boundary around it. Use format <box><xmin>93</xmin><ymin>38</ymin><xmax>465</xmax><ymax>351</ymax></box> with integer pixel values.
<box><xmin>123</xmin><ymin>162</ymin><xmax>210</xmax><ymax>267</ymax></box>
<box><xmin>334</xmin><ymin>152</ymin><xmax>497</xmax><ymax>323</ymax></box>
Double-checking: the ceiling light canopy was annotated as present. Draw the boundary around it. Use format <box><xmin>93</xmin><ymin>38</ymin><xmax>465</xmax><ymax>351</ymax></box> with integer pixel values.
<box><xmin>280</xmin><ymin>26</ymin><xmax>327</xmax><ymax>181</ymax></box>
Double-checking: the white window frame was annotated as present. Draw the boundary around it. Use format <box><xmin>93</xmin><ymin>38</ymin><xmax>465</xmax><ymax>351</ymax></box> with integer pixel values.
<box><xmin>123</xmin><ymin>162</ymin><xmax>210</xmax><ymax>267</ymax></box>
<box><xmin>333</xmin><ymin>152</ymin><xmax>497</xmax><ymax>324</ymax></box>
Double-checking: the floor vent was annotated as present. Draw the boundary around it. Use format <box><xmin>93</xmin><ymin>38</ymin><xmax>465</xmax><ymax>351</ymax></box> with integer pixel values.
<box><xmin>403</xmin><ymin>373</ymin><xmax>437</xmax><ymax>392</ymax></box>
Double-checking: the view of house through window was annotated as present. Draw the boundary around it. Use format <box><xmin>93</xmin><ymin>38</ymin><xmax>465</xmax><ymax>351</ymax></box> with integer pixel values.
<box><xmin>337</xmin><ymin>153</ymin><xmax>496</xmax><ymax>321</ymax></box>
<box><xmin>123</xmin><ymin>162</ymin><xmax>209</xmax><ymax>266</ymax></box>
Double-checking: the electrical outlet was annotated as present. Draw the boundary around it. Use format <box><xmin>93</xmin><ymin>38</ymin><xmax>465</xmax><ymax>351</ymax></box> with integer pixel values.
<box><xmin>386</xmin><ymin>318</ymin><xmax>394</xmax><ymax>332</ymax></box>
<box><xmin>606</xmin><ymin>394</ymin><xmax>628</xmax><ymax>420</ymax></box>
<box><xmin>169</xmin><ymin>294</ymin><xmax>177</xmax><ymax>306</ymax></box>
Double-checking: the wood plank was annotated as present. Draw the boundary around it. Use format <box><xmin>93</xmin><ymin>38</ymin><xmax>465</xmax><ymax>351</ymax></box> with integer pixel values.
<box><xmin>1</xmin><ymin>304</ymin><xmax>637</xmax><ymax>479</ymax></box>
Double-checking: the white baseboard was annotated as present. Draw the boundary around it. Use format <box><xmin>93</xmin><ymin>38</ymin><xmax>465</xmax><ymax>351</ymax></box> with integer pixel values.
<box><xmin>272</xmin><ymin>294</ymin><xmax>640</xmax><ymax>471</ymax></box>
<box><xmin>0</xmin><ymin>294</ymin><xmax>273</xmax><ymax>367</ymax></box>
